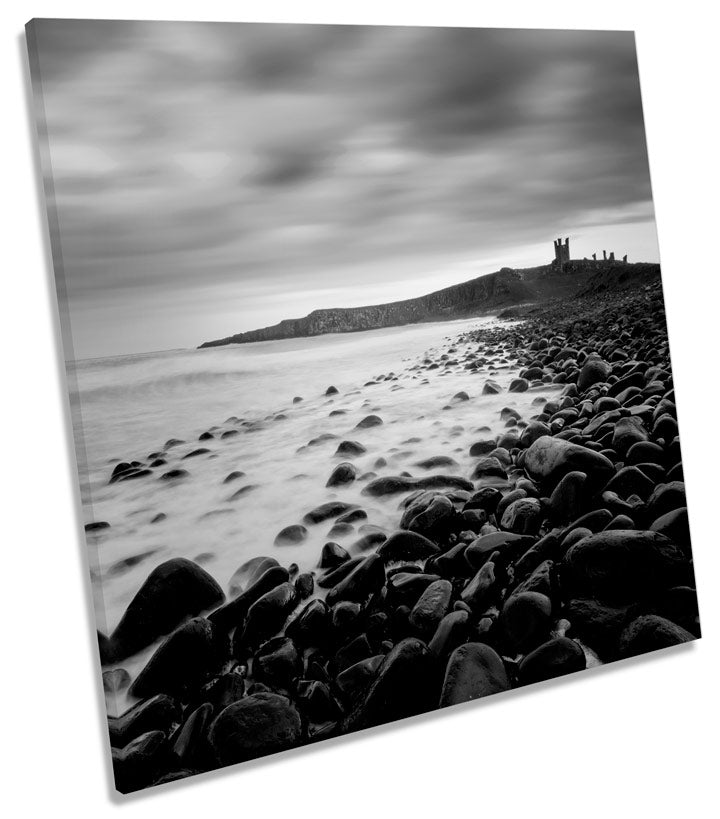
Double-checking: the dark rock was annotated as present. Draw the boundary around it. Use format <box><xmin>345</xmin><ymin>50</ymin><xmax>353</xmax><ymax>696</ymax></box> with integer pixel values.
<box><xmin>439</xmin><ymin>643</ymin><xmax>509</xmax><ymax>706</ymax></box>
<box><xmin>618</xmin><ymin>615</ymin><xmax>695</xmax><ymax>658</ymax></box>
<box><xmin>209</xmin><ymin>692</ymin><xmax>302</xmax><ymax>766</ymax></box>
<box><xmin>274</xmin><ymin>524</ymin><xmax>308</xmax><ymax>546</ymax></box>
<box><xmin>228</xmin><ymin>556</ymin><xmax>279</xmax><ymax>598</ymax></box>
<box><xmin>500</xmin><ymin>497</ymin><xmax>543</xmax><ymax>535</ymax></box>
<box><xmin>562</xmin><ymin>530</ymin><xmax>687</xmax><ymax>603</ymax></box>
<box><xmin>356</xmin><ymin>414</ymin><xmax>383</xmax><ymax>429</ymax></box>
<box><xmin>240</xmin><ymin>582</ymin><xmax>298</xmax><ymax>648</ymax></box>
<box><xmin>428</xmin><ymin>610</ymin><xmax>470</xmax><ymax>662</ymax></box>
<box><xmin>517</xmin><ymin>637</ymin><xmax>586</xmax><ymax>685</ymax></box>
<box><xmin>409</xmin><ymin>579</ymin><xmax>453</xmax><ymax>638</ymax></box>
<box><xmin>326</xmin><ymin>462</ymin><xmax>358</xmax><ymax>487</ymax></box>
<box><xmin>577</xmin><ymin>357</ymin><xmax>611</xmax><ymax>391</ymax></box>
<box><xmin>85</xmin><ymin>521</ymin><xmax>110</xmax><ymax>532</ymax></box>
<box><xmin>112</xmin><ymin>730</ymin><xmax>166</xmax><ymax>794</ymax></box>
<box><xmin>285</xmin><ymin>599</ymin><xmax>330</xmax><ymax>648</ymax></box>
<box><xmin>377</xmin><ymin>530</ymin><xmax>439</xmax><ymax>562</ymax></box>
<box><xmin>254</xmin><ymin>636</ymin><xmax>301</xmax><ymax>687</ymax></box>
<box><xmin>564</xmin><ymin>598</ymin><xmax>629</xmax><ymax>660</ymax></box>
<box><xmin>319</xmin><ymin>541</ymin><xmax>350</xmax><ymax>569</ymax></box>
<box><xmin>129</xmin><ymin>617</ymin><xmax>226</xmax><ymax>699</ymax></box>
<box><xmin>343</xmin><ymin>638</ymin><xmax>437</xmax><ymax>731</ymax></box>
<box><xmin>326</xmin><ymin>554</ymin><xmax>385</xmax><ymax>605</ymax></box>
<box><xmin>471</xmin><ymin>456</ymin><xmax>507</xmax><ymax>480</ymax></box>
<box><xmin>108</xmin><ymin>694</ymin><xmax>179</xmax><ymax>749</ymax></box>
<box><xmin>110</xmin><ymin>559</ymin><xmax>225</xmax><ymax>662</ymax></box>
<box><xmin>335</xmin><ymin>440</ymin><xmax>367</xmax><ymax>458</ymax></box>
<box><xmin>500</xmin><ymin>592</ymin><xmax>553</xmax><ymax>653</ymax></box>
<box><xmin>303</xmin><ymin>501</ymin><xmax>358</xmax><ymax>525</ymax></box>
<box><xmin>211</xmin><ymin>565</ymin><xmax>289</xmax><ymax>631</ymax></box>
<box><xmin>524</xmin><ymin>436</ymin><xmax>614</xmax><ymax>489</ymax></box>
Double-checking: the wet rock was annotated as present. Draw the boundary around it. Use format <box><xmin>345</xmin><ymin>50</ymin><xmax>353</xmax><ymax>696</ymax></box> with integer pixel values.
<box><xmin>409</xmin><ymin>579</ymin><xmax>453</xmax><ymax>638</ymax></box>
<box><xmin>274</xmin><ymin>524</ymin><xmax>308</xmax><ymax>546</ymax></box>
<box><xmin>500</xmin><ymin>591</ymin><xmax>553</xmax><ymax>653</ymax></box>
<box><xmin>297</xmin><ymin>679</ymin><xmax>342</xmax><ymax>722</ymax></box>
<box><xmin>415</xmin><ymin>455</ymin><xmax>459</xmax><ymax>470</ymax></box>
<box><xmin>577</xmin><ymin>357</ymin><xmax>611</xmax><ymax>391</ymax></box>
<box><xmin>335</xmin><ymin>440</ymin><xmax>367</xmax><ymax>458</ymax></box>
<box><xmin>109</xmin><ymin>558</ymin><xmax>225</xmax><ymax>662</ymax></box>
<box><xmin>209</xmin><ymin>692</ymin><xmax>302</xmax><ymax>766</ymax></box>
<box><xmin>223</xmin><ymin>470</ymin><xmax>245</xmax><ymax>484</ymax></box>
<box><xmin>335</xmin><ymin>655</ymin><xmax>384</xmax><ymax>703</ymax></box>
<box><xmin>400</xmin><ymin>494</ymin><xmax>454</xmax><ymax>537</ymax></box>
<box><xmin>112</xmin><ymin>730</ymin><xmax>166</xmax><ymax>794</ymax></box>
<box><xmin>326</xmin><ymin>554</ymin><xmax>385</xmax><ymax>605</ymax></box>
<box><xmin>211</xmin><ymin>565</ymin><xmax>289</xmax><ymax>631</ymax></box>
<box><xmin>239</xmin><ymin>582</ymin><xmax>298</xmax><ymax>648</ymax></box>
<box><xmin>465</xmin><ymin>532</ymin><xmax>534</xmax><ymax>569</ymax></box>
<box><xmin>460</xmin><ymin>561</ymin><xmax>497</xmax><ymax>610</ymax></box>
<box><xmin>469</xmin><ymin>440</ymin><xmax>497</xmax><ymax>457</ymax></box>
<box><xmin>317</xmin><ymin>556</ymin><xmax>365</xmax><ymax>588</ymax></box>
<box><xmin>649</xmin><ymin>507</ymin><xmax>691</xmax><ymax>553</ymax></box>
<box><xmin>159</xmin><ymin>468</ymin><xmax>190</xmax><ymax>481</ymax></box>
<box><xmin>294</xmin><ymin>572</ymin><xmax>314</xmax><ymax>599</ymax></box>
<box><xmin>548</xmin><ymin>470</ymin><xmax>588</xmax><ymax>522</ymax></box>
<box><xmin>603</xmin><ymin>466</ymin><xmax>655</xmax><ymax>501</ymax></box>
<box><xmin>326</xmin><ymin>462</ymin><xmax>358</xmax><ymax>487</ymax></box>
<box><xmin>562</xmin><ymin>530</ymin><xmax>687</xmax><ymax>603</ymax></box>
<box><xmin>564</xmin><ymin>598</ymin><xmax>629</xmax><ymax>660</ymax></box>
<box><xmin>170</xmin><ymin>702</ymin><xmax>214</xmax><ymax>770</ymax></box>
<box><xmin>471</xmin><ymin>456</ymin><xmax>507</xmax><ymax>480</ymax></box>
<box><xmin>500</xmin><ymin>497</ymin><xmax>543</xmax><ymax>535</ymax></box>
<box><xmin>612</xmin><ymin>417</ymin><xmax>648</xmax><ymax>457</ymax></box>
<box><xmin>254</xmin><ymin>636</ymin><xmax>301</xmax><ymax>687</ymax></box>
<box><xmin>516</xmin><ymin>636</ymin><xmax>586</xmax><ymax>685</ymax></box>
<box><xmin>129</xmin><ymin>617</ymin><xmax>226</xmax><ymax>699</ymax></box>
<box><xmin>228</xmin><ymin>556</ymin><xmax>280</xmax><ymax>598</ymax></box>
<box><xmin>439</xmin><ymin>643</ymin><xmax>509</xmax><ymax>706</ymax></box>
<box><xmin>646</xmin><ymin>482</ymin><xmax>686</xmax><ymax>521</ymax></box>
<box><xmin>303</xmin><ymin>501</ymin><xmax>358</xmax><ymax>525</ymax></box>
<box><xmin>524</xmin><ymin>436</ymin><xmax>614</xmax><ymax>489</ymax></box>
<box><xmin>343</xmin><ymin>638</ymin><xmax>437</xmax><ymax>731</ymax></box>
<box><xmin>428</xmin><ymin>610</ymin><xmax>470</xmax><ymax>662</ymax></box>
<box><xmin>356</xmin><ymin>414</ymin><xmax>383</xmax><ymax>429</ymax></box>
<box><xmin>618</xmin><ymin>615</ymin><xmax>695</xmax><ymax>658</ymax></box>
<box><xmin>108</xmin><ymin>694</ymin><xmax>179</xmax><ymax>749</ymax></box>
<box><xmin>377</xmin><ymin>530</ymin><xmax>439</xmax><ymax>562</ymax></box>
<box><xmin>285</xmin><ymin>599</ymin><xmax>330</xmax><ymax>648</ymax></box>
<box><xmin>318</xmin><ymin>541</ymin><xmax>350</xmax><ymax>569</ymax></box>
<box><xmin>509</xmin><ymin>377</ymin><xmax>529</xmax><ymax>393</ymax></box>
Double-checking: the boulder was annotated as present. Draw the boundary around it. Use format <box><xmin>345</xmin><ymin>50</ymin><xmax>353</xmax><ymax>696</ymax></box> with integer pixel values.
<box><xmin>209</xmin><ymin>692</ymin><xmax>302</xmax><ymax>766</ymax></box>
<box><xmin>439</xmin><ymin>643</ymin><xmax>509</xmax><ymax>706</ymax></box>
<box><xmin>109</xmin><ymin>559</ymin><xmax>225</xmax><ymax>662</ymax></box>
<box><xmin>516</xmin><ymin>637</ymin><xmax>586</xmax><ymax>685</ymax></box>
<box><xmin>523</xmin><ymin>436</ymin><xmax>614</xmax><ymax>490</ymax></box>
<box><xmin>562</xmin><ymin>530</ymin><xmax>687</xmax><ymax>603</ymax></box>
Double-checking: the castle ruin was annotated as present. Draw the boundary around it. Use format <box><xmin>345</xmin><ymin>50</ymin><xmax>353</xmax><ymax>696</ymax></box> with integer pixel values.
<box><xmin>552</xmin><ymin>237</ymin><xmax>570</xmax><ymax>267</ymax></box>
<box><xmin>552</xmin><ymin>237</ymin><xmax>628</xmax><ymax>270</ymax></box>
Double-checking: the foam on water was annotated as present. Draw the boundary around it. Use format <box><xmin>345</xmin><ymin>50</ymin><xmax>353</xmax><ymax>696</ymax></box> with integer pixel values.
<box><xmin>70</xmin><ymin>317</ymin><xmax>561</xmax><ymax>713</ymax></box>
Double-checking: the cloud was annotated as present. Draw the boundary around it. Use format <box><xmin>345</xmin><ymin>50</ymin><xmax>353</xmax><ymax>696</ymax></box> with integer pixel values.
<box><xmin>29</xmin><ymin>20</ymin><xmax>657</xmax><ymax>356</ymax></box>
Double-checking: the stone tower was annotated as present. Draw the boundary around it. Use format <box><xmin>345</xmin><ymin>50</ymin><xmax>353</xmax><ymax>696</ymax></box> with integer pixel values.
<box><xmin>553</xmin><ymin>237</ymin><xmax>570</xmax><ymax>267</ymax></box>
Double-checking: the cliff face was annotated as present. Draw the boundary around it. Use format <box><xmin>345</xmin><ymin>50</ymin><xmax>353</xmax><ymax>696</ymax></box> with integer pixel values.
<box><xmin>198</xmin><ymin>260</ymin><xmax>649</xmax><ymax>348</ymax></box>
<box><xmin>199</xmin><ymin>268</ymin><xmax>534</xmax><ymax>348</ymax></box>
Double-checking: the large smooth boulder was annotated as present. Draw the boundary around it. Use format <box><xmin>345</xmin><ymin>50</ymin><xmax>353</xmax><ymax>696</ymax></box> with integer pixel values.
<box><xmin>562</xmin><ymin>530</ymin><xmax>687</xmax><ymax>604</ymax></box>
<box><xmin>209</xmin><ymin>692</ymin><xmax>302</xmax><ymax>766</ymax></box>
<box><xmin>109</xmin><ymin>559</ymin><xmax>225</xmax><ymax>662</ymax></box>
<box><xmin>523</xmin><ymin>436</ymin><xmax>614</xmax><ymax>489</ymax></box>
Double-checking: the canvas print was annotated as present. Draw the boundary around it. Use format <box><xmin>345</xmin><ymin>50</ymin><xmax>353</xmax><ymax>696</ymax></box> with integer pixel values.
<box><xmin>27</xmin><ymin>19</ymin><xmax>701</xmax><ymax>794</ymax></box>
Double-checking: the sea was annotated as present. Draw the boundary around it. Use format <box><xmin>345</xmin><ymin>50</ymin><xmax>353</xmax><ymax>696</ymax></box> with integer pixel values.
<box><xmin>67</xmin><ymin>316</ymin><xmax>562</xmax><ymax>710</ymax></box>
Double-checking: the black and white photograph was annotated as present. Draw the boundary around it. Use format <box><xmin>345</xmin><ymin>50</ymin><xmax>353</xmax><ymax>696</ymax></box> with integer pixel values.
<box><xmin>24</xmin><ymin>15</ymin><xmax>703</xmax><ymax>797</ymax></box>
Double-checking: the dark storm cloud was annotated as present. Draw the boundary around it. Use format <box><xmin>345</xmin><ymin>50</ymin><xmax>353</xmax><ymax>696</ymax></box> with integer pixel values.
<box><xmin>28</xmin><ymin>20</ymin><xmax>656</xmax><ymax>356</ymax></box>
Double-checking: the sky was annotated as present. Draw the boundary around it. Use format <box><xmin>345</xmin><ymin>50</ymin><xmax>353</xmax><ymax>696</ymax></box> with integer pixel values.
<box><xmin>29</xmin><ymin>20</ymin><xmax>659</xmax><ymax>358</ymax></box>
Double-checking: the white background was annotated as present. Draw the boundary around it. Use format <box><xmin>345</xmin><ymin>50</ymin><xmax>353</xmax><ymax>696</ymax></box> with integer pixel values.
<box><xmin>1</xmin><ymin>1</ymin><xmax>718</xmax><ymax>816</ymax></box>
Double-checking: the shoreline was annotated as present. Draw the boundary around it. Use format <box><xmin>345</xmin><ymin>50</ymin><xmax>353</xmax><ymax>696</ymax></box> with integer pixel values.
<box><xmin>96</xmin><ymin>268</ymin><xmax>699</xmax><ymax>793</ymax></box>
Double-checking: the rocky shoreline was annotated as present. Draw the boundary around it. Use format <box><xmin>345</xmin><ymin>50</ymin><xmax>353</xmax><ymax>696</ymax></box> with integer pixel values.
<box><xmin>99</xmin><ymin>268</ymin><xmax>700</xmax><ymax>794</ymax></box>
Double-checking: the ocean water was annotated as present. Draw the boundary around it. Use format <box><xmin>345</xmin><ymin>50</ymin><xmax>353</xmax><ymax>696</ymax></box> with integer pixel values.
<box><xmin>68</xmin><ymin>316</ymin><xmax>562</xmax><ymax>710</ymax></box>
